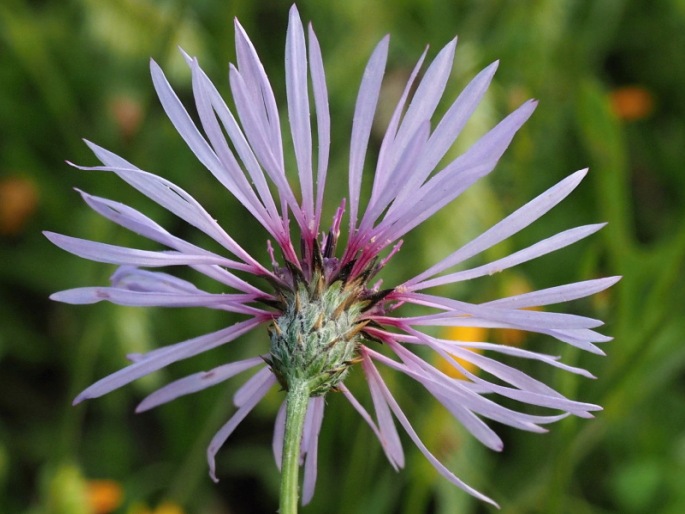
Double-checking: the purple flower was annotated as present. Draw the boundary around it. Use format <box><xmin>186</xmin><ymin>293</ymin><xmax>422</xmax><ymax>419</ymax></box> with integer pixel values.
<box><xmin>47</xmin><ymin>6</ymin><xmax>618</xmax><ymax>507</ymax></box>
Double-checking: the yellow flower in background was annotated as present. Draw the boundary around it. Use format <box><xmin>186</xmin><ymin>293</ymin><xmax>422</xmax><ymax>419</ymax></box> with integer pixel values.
<box><xmin>494</xmin><ymin>274</ymin><xmax>541</xmax><ymax>347</ymax></box>
<box><xmin>437</xmin><ymin>325</ymin><xmax>488</xmax><ymax>379</ymax></box>
<box><xmin>438</xmin><ymin>274</ymin><xmax>540</xmax><ymax>376</ymax></box>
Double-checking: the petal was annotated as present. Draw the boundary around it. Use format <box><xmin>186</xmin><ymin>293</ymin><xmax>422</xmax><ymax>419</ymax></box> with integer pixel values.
<box><xmin>359</xmin><ymin>121</ymin><xmax>431</xmax><ymax>233</ymax></box>
<box><xmin>409</xmin><ymin>61</ymin><xmax>499</xmax><ymax>187</ymax></box>
<box><xmin>375</xmin><ymin>100</ymin><xmax>537</xmax><ymax>246</ymax></box>
<box><xmin>414</xmin><ymin>223</ymin><xmax>606</xmax><ymax>289</ymax></box>
<box><xmin>51</xmin><ymin>287</ymin><xmax>267</xmax><ymax>317</ymax></box>
<box><xmin>286</xmin><ymin>6</ymin><xmax>314</xmax><ymax>224</ymax></box>
<box><xmin>418</xmin><ymin>335</ymin><xmax>601</xmax><ymax>417</ymax></box>
<box><xmin>272</xmin><ymin>402</ymin><xmax>287</xmax><ymax>470</ymax></box>
<box><xmin>361</xmin><ymin>351</ymin><xmax>498</xmax><ymax>507</ymax></box>
<box><xmin>110</xmin><ymin>266</ymin><xmax>203</xmax><ymax>294</ymax></box>
<box><xmin>76</xmin><ymin>142</ymin><xmax>266</xmax><ymax>270</ymax></box>
<box><xmin>406</xmin><ymin>169</ymin><xmax>588</xmax><ymax>288</ymax></box>
<box><xmin>45</xmin><ymin>232</ymin><xmax>237</xmax><ymax>268</ymax></box>
<box><xmin>307</xmin><ymin>23</ymin><xmax>330</xmax><ymax>225</ymax></box>
<box><xmin>378</xmin><ymin>341</ymin><xmax>574</xmax><ymax>428</ymax></box>
<box><xmin>389</xmin><ymin>38</ymin><xmax>456</xmax><ymax>171</ymax></box>
<box><xmin>382</xmin><ymin>343</ymin><xmax>504</xmax><ymax>450</ymax></box>
<box><xmin>136</xmin><ymin>357</ymin><xmax>264</xmax><ymax>412</ymax></box>
<box><xmin>361</xmin><ymin>351</ymin><xmax>405</xmax><ymax>469</ymax></box>
<box><xmin>187</xmin><ymin>57</ymin><xmax>280</xmax><ymax>235</ymax></box>
<box><xmin>443</xmin><ymin>341</ymin><xmax>595</xmax><ymax>378</ymax></box>
<box><xmin>380</xmin><ymin>292</ymin><xmax>605</xmax><ymax>330</ymax></box>
<box><xmin>150</xmin><ymin>59</ymin><xmax>224</xmax><ymax>177</ymax></box>
<box><xmin>348</xmin><ymin>36</ymin><xmax>389</xmax><ymax>232</ymax></box>
<box><xmin>208</xmin><ymin>370</ymin><xmax>276</xmax><ymax>481</ymax></box>
<box><xmin>73</xmin><ymin>317</ymin><xmax>265</xmax><ymax>404</ymax></box>
<box><xmin>338</xmin><ymin>384</ymin><xmax>401</xmax><ymax>470</ymax></box>
<box><xmin>370</xmin><ymin>48</ymin><xmax>427</xmax><ymax>206</ymax></box>
<box><xmin>234</xmin><ymin>18</ymin><xmax>284</xmax><ymax>166</ymax></box>
<box><xmin>484</xmin><ymin>276</ymin><xmax>621</xmax><ymax>309</ymax></box>
<box><xmin>301</xmin><ymin>396</ymin><xmax>325</xmax><ymax>505</ymax></box>
<box><xmin>75</xmin><ymin>192</ymin><xmax>268</xmax><ymax>294</ymax></box>
<box><xmin>234</xmin><ymin>367</ymin><xmax>274</xmax><ymax>408</ymax></box>
<box><xmin>229</xmin><ymin>65</ymin><xmax>305</xmax><ymax>229</ymax></box>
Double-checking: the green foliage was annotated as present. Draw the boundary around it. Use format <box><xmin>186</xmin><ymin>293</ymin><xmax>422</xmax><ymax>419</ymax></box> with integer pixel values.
<box><xmin>1</xmin><ymin>0</ymin><xmax>684</xmax><ymax>513</ymax></box>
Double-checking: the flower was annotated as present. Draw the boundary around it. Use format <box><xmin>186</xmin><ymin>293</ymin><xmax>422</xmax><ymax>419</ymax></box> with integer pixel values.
<box><xmin>47</xmin><ymin>5</ymin><xmax>618</xmax><ymax>507</ymax></box>
<box><xmin>87</xmin><ymin>479</ymin><xmax>124</xmax><ymax>514</ymax></box>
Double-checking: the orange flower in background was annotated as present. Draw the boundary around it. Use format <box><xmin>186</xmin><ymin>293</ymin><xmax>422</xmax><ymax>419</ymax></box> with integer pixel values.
<box><xmin>0</xmin><ymin>176</ymin><xmax>39</xmax><ymax>236</ymax></box>
<box><xmin>610</xmin><ymin>86</ymin><xmax>654</xmax><ymax>121</ymax></box>
<box><xmin>108</xmin><ymin>94</ymin><xmax>144</xmax><ymax>140</ymax></box>
<box><xmin>87</xmin><ymin>479</ymin><xmax>123</xmax><ymax>514</ymax></box>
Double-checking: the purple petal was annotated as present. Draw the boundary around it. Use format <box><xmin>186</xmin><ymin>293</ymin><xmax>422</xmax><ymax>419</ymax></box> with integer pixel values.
<box><xmin>272</xmin><ymin>402</ymin><xmax>287</xmax><ymax>470</ymax></box>
<box><xmin>75</xmin><ymin>192</ymin><xmax>268</xmax><ymax>293</ymax></box>
<box><xmin>371</xmin><ymin>48</ymin><xmax>427</xmax><ymax>204</ymax></box>
<box><xmin>150</xmin><ymin>59</ymin><xmax>224</xmax><ymax>177</ymax></box>
<box><xmin>382</xmin><ymin>343</ymin><xmax>504</xmax><ymax>450</ymax></box>
<box><xmin>406</xmin><ymin>169</ymin><xmax>588</xmax><ymax>288</ymax></box>
<box><xmin>234</xmin><ymin>18</ymin><xmax>284</xmax><ymax>167</ymax></box>
<box><xmin>382</xmin><ymin>292</ymin><xmax>604</xmax><ymax>330</ymax></box>
<box><xmin>442</xmin><ymin>341</ymin><xmax>595</xmax><ymax>378</ymax></box>
<box><xmin>307</xmin><ymin>24</ymin><xmax>330</xmax><ymax>226</ymax></box>
<box><xmin>348</xmin><ymin>36</ymin><xmax>389</xmax><ymax>232</ymax></box>
<box><xmin>373</xmin><ymin>341</ymin><xmax>573</xmax><ymax>429</ymax></box>
<box><xmin>76</xmin><ymin>142</ymin><xmax>266</xmax><ymax>270</ymax></box>
<box><xmin>73</xmin><ymin>317</ymin><xmax>265</xmax><ymax>404</ymax></box>
<box><xmin>45</xmin><ymin>232</ymin><xmax>236</xmax><ymax>268</ymax></box>
<box><xmin>389</xmin><ymin>39</ymin><xmax>456</xmax><ymax>170</ymax></box>
<box><xmin>484</xmin><ymin>276</ymin><xmax>621</xmax><ymax>309</ymax></box>
<box><xmin>419</xmin><ymin>336</ymin><xmax>600</xmax><ymax>417</ymax></box>
<box><xmin>187</xmin><ymin>58</ymin><xmax>281</xmax><ymax>236</ymax></box>
<box><xmin>361</xmin><ymin>351</ymin><xmax>405</xmax><ymax>469</ymax></box>
<box><xmin>301</xmin><ymin>396</ymin><xmax>325</xmax><ymax>505</ymax></box>
<box><xmin>361</xmin><ymin>350</ymin><xmax>498</xmax><ymax>507</ymax></box>
<box><xmin>51</xmin><ymin>287</ymin><xmax>267</xmax><ymax>317</ymax></box>
<box><xmin>409</xmin><ymin>61</ymin><xmax>499</xmax><ymax>187</ymax></box>
<box><xmin>208</xmin><ymin>370</ymin><xmax>276</xmax><ymax>481</ymax></box>
<box><xmin>359</xmin><ymin>121</ymin><xmax>430</xmax><ymax>232</ymax></box>
<box><xmin>376</xmin><ymin>100</ymin><xmax>537</xmax><ymax>246</ymax></box>
<box><xmin>286</xmin><ymin>6</ymin><xmax>314</xmax><ymax>224</ymax></box>
<box><xmin>414</xmin><ymin>223</ymin><xmax>606</xmax><ymax>289</ymax></box>
<box><xmin>110</xmin><ymin>266</ymin><xmax>203</xmax><ymax>294</ymax></box>
<box><xmin>233</xmin><ymin>367</ymin><xmax>275</xmax><ymax>408</ymax></box>
<box><xmin>338</xmin><ymin>384</ymin><xmax>402</xmax><ymax>470</ymax></box>
<box><xmin>547</xmin><ymin>328</ymin><xmax>609</xmax><ymax>354</ymax></box>
<box><xmin>136</xmin><ymin>357</ymin><xmax>264</xmax><ymax>412</ymax></box>
<box><xmin>229</xmin><ymin>65</ymin><xmax>305</xmax><ymax>229</ymax></box>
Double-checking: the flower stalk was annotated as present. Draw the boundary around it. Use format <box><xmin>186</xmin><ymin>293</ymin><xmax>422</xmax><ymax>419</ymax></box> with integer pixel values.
<box><xmin>280</xmin><ymin>380</ymin><xmax>311</xmax><ymax>514</ymax></box>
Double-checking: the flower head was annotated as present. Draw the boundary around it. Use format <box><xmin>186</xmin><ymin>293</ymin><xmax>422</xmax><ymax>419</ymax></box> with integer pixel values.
<box><xmin>48</xmin><ymin>5</ymin><xmax>618</xmax><ymax>507</ymax></box>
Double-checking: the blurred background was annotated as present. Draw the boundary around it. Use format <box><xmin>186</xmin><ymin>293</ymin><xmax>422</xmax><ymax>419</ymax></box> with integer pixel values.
<box><xmin>2</xmin><ymin>0</ymin><xmax>684</xmax><ymax>513</ymax></box>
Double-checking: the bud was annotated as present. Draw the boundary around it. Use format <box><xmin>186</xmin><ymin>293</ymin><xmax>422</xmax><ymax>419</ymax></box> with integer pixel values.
<box><xmin>267</xmin><ymin>274</ymin><xmax>367</xmax><ymax>396</ymax></box>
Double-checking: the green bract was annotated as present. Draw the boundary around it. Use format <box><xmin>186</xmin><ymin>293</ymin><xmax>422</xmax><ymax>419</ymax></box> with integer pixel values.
<box><xmin>267</xmin><ymin>274</ymin><xmax>367</xmax><ymax>396</ymax></box>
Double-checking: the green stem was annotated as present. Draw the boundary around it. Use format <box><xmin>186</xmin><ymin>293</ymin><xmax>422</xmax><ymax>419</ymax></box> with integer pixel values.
<box><xmin>279</xmin><ymin>381</ymin><xmax>311</xmax><ymax>514</ymax></box>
